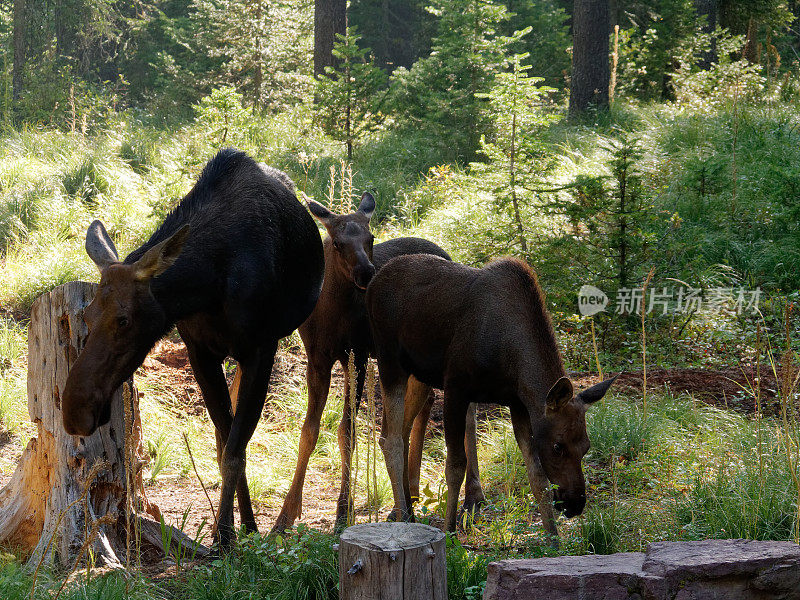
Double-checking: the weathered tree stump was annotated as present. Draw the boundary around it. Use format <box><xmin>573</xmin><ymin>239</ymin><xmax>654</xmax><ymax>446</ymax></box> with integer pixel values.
<box><xmin>0</xmin><ymin>281</ymin><xmax>206</xmax><ymax>570</ymax></box>
<box><xmin>339</xmin><ymin>522</ymin><xmax>447</xmax><ymax>600</ymax></box>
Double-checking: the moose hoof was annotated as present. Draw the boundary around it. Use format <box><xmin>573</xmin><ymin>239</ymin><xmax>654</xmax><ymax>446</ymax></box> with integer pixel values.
<box><xmin>270</xmin><ymin>513</ymin><xmax>294</xmax><ymax>536</ymax></box>
<box><xmin>460</xmin><ymin>496</ymin><xmax>485</xmax><ymax>517</ymax></box>
<box><xmin>387</xmin><ymin>508</ymin><xmax>415</xmax><ymax>523</ymax></box>
<box><xmin>333</xmin><ymin>516</ymin><xmax>350</xmax><ymax>534</ymax></box>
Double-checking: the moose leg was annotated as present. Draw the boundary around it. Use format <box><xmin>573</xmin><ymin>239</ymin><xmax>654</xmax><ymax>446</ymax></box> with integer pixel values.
<box><xmin>442</xmin><ymin>389</ymin><xmax>470</xmax><ymax>533</ymax></box>
<box><xmin>273</xmin><ymin>356</ymin><xmax>334</xmax><ymax>533</ymax></box>
<box><xmin>335</xmin><ymin>353</ymin><xmax>368</xmax><ymax>530</ymax></box>
<box><xmin>462</xmin><ymin>403</ymin><xmax>486</xmax><ymax>515</ymax></box>
<box><xmin>509</xmin><ymin>401</ymin><xmax>559</xmax><ymax>546</ymax></box>
<box><xmin>401</xmin><ymin>377</ymin><xmax>433</xmax><ymax>510</ymax></box>
<box><xmin>407</xmin><ymin>393</ymin><xmax>434</xmax><ymax>501</ymax></box>
<box><xmin>216</xmin><ymin>343</ymin><xmax>276</xmax><ymax>548</ymax></box>
<box><xmin>183</xmin><ymin>341</ymin><xmax>257</xmax><ymax>536</ymax></box>
<box><xmin>379</xmin><ymin>375</ymin><xmax>411</xmax><ymax>522</ymax></box>
<box><xmin>409</xmin><ymin>398</ymin><xmax>485</xmax><ymax>517</ymax></box>
<box><xmin>226</xmin><ymin>367</ymin><xmax>257</xmax><ymax>533</ymax></box>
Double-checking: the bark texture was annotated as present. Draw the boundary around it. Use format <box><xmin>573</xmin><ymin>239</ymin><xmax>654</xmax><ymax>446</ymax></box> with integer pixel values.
<box><xmin>694</xmin><ymin>0</ymin><xmax>719</xmax><ymax>69</ymax></box>
<box><xmin>314</xmin><ymin>0</ymin><xmax>346</xmax><ymax>77</ymax></box>
<box><xmin>12</xmin><ymin>0</ymin><xmax>25</xmax><ymax>102</ymax></box>
<box><xmin>339</xmin><ymin>522</ymin><xmax>447</xmax><ymax>600</ymax></box>
<box><xmin>0</xmin><ymin>282</ymin><xmax>203</xmax><ymax>569</ymax></box>
<box><xmin>569</xmin><ymin>0</ymin><xmax>610</xmax><ymax>117</ymax></box>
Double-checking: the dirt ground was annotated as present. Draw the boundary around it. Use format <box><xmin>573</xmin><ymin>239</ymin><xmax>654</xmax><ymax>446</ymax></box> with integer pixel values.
<box><xmin>123</xmin><ymin>341</ymin><xmax>794</xmax><ymax>540</ymax></box>
<box><xmin>0</xmin><ymin>339</ymin><xmax>790</xmax><ymax>544</ymax></box>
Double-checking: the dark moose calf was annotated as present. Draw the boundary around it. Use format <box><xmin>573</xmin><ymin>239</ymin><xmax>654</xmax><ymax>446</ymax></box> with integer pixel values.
<box><xmin>366</xmin><ymin>254</ymin><xmax>616</xmax><ymax>543</ymax></box>
<box><xmin>61</xmin><ymin>149</ymin><xmax>324</xmax><ymax>548</ymax></box>
<box><xmin>272</xmin><ymin>195</ymin><xmax>485</xmax><ymax>532</ymax></box>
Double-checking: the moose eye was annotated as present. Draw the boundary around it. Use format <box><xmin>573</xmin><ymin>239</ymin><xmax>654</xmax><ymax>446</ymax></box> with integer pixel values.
<box><xmin>117</xmin><ymin>316</ymin><xmax>129</xmax><ymax>328</ymax></box>
<box><xmin>553</xmin><ymin>442</ymin><xmax>565</xmax><ymax>456</ymax></box>
<box><xmin>333</xmin><ymin>241</ymin><xmax>341</xmax><ymax>251</ymax></box>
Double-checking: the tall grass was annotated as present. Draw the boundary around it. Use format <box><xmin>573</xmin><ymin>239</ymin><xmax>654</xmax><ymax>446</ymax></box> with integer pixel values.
<box><xmin>586</xmin><ymin>398</ymin><xmax>662</xmax><ymax>462</ymax></box>
<box><xmin>0</xmin><ymin>319</ymin><xmax>31</xmax><ymax>438</ymax></box>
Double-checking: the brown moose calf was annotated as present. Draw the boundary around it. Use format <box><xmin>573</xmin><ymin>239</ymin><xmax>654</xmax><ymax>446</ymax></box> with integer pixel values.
<box><xmin>366</xmin><ymin>254</ymin><xmax>616</xmax><ymax>543</ymax></box>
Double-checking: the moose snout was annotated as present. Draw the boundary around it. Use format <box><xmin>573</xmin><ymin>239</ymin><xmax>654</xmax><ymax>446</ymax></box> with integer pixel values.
<box><xmin>353</xmin><ymin>262</ymin><xmax>376</xmax><ymax>290</ymax></box>
<box><xmin>553</xmin><ymin>488</ymin><xmax>586</xmax><ymax>518</ymax></box>
<box><xmin>62</xmin><ymin>379</ymin><xmax>111</xmax><ymax>436</ymax></box>
<box><xmin>62</xmin><ymin>405</ymin><xmax>98</xmax><ymax>436</ymax></box>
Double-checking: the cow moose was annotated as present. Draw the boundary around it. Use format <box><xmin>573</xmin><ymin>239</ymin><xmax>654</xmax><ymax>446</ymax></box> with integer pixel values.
<box><xmin>61</xmin><ymin>149</ymin><xmax>325</xmax><ymax>549</ymax></box>
<box><xmin>271</xmin><ymin>195</ymin><xmax>485</xmax><ymax>532</ymax></box>
<box><xmin>366</xmin><ymin>254</ymin><xmax>616</xmax><ymax>543</ymax></box>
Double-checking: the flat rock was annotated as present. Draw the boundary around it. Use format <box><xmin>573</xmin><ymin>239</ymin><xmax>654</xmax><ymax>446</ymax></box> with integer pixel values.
<box><xmin>483</xmin><ymin>539</ymin><xmax>800</xmax><ymax>600</ymax></box>
<box><xmin>485</xmin><ymin>553</ymin><xmax>650</xmax><ymax>600</ymax></box>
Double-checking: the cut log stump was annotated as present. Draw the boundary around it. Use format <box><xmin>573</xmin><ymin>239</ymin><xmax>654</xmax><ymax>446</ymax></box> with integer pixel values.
<box><xmin>0</xmin><ymin>281</ymin><xmax>208</xmax><ymax>570</ymax></box>
<box><xmin>339</xmin><ymin>522</ymin><xmax>447</xmax><ymax>600</ymax></box>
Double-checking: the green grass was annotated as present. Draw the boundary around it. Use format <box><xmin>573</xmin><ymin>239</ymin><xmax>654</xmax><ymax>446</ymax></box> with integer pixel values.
<box><xmin>0</xmin><ymin>319</ymin><xmax>32</xmax><ymax>440</ymax></box>
<box><xmin>177</xmin><ymin>527</ymin><xmax>338</xmax><ymax>600</ymax></box>
<box><xmin>0</xmin><ymin>560</ymin><xmax>159</xmax><ymax>600</ymax></box>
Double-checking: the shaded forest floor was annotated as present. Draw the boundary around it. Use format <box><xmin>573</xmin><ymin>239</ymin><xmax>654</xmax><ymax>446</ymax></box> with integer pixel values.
<box><xmin>1</xmin><ymin>340</ymin><xmax>787</xmax><ymax>548</ymax></box>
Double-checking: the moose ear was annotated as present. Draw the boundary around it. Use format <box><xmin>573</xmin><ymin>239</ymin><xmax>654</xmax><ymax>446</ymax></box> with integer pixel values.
<box><xmin>133</xmin><ymin>225</ymin><xmax>190</xmax><ymax>281</ymax></box>
<box><xmin>307</xmin><ymin>200</ymin><xmax>336</xmax><ymax>227</ymax></box>
<box><xmin>577</xmin><ymin>374</ymin><xmax>619</xmax><ymax>405</ymax></box>
<box><xmin>545</xmin><ymin>377</ymin><xmax>574</xmax><ymax>412</ymax></box>
<box><xmin>358</xmin><ymin>192</ymin><xmax>376</xmax><ymax>219</ymax></box>
<box><xmin>85</xmin><ymin>220</ymin><xmax>120</xmax><ymax>273</ymax></box>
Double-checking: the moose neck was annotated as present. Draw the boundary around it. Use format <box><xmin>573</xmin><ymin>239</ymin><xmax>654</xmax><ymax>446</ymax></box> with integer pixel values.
<box><xmin>515</xmin><ymin>293</ymin><xmax>569</xmax><ymax>410</ymax></box>
<box><xmin>319</xmin><ymin>238</ymin><xmax>364</xmax><ymax>305</ymax></box>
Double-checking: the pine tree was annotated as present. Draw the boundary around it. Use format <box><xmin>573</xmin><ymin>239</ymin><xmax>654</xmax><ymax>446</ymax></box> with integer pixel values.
<box><xmin>548</xmin><ymin>136</ymin><xmax>666</xmax><ymax>290</ymax></box>
<box><xmin>192</xmin><ymin>0</ymin><xmax>314</xmax><ymax>112</ymax></box>
<box><xmin>316</xmin><ymin>28</ymin><xmax>388</xmax><ymax>160</ymax></box>
<box><xmin>390</xmin><ymin>0</ymin><xmax>512</xmax><ymax>160</ymax></box>
<box><xmin>473</xmin><ymin>52</ymin><xmax>557</xmax><ymax>254</ymax></box>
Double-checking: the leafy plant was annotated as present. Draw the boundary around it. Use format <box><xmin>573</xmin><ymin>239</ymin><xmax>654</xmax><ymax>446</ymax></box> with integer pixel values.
<box><xmin>146</xmin><ymin>431</ymin><xmax>175</xmax><ymax>482</ymax></box>
<box><xmin>672</xmin><ymin>29</ymin><xmax>766</xmax><ymax>109</ymax></box>
<box><xmin>587</xmin><ymin>398</ymin><xmax>660</xmax><ymax>462</ymax></box>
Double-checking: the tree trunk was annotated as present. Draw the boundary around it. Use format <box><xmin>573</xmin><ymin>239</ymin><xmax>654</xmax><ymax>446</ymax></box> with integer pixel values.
<box><xmin>338</xmin><ymin>523</ymin><xmax>447</xmax><ymax>600</ymax></box>
<box><xmin>12</xmin><ymin>0</ymin><xmax>25</xmax><ymax>103</ymax></box>
<box><xmin>569</xmin><ymin>0</ymin><xmax>610</xmax><ymax>117</ymax></box>
<box><xmin>0</xmin><ymin>282</ymin><xmax>207</xmax><ymax>569</ymax></box>
<box><xmin>694</xmin><ymin>0</ymin><xmax>718</xmax><ymax>68</ymax></box>
<box><xmin>743</xmin><ymin>16</ymin><xmax>760</xmax><ymax>64</ymax></box>
<box><xmin>314</xmin><ymin>0</ymin><xmax>346</xmax><ymax>77</ymax></box>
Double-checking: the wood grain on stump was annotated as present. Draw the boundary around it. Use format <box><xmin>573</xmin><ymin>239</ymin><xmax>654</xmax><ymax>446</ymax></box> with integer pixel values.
<box><xmin>0</xmin><ymin>281</ymin><xmax>205</xmax><ymax>570</ymax></box>
<box><xmin>339</xmin><ymin>522</ymin><xmax>447</xmax><ymax>600</ymax></box>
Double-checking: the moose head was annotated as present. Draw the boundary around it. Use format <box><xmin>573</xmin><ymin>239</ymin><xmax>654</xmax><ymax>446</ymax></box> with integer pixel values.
<box><xmin>307</xmin><ymin>192</ymin><xmax>376</xmax><ymax>290</ymax></box>
<box><xmin>61</xmin><ymin>220</ymin><xmax>189</xmax><ymax>436</ymax></box>
<box><xmin>536</xmin><ymin>375</ymin><xmax>617</xmax><ymax>518</ymax></box>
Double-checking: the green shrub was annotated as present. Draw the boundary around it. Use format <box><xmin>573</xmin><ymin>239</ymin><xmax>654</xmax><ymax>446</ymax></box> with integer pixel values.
<box><xmin>119</xmin><ymin>131</ymin><xmax>163</xmax><ymax>175</ymax></box>
<box><xmin>447</xmin><ymin>536</ymin><xmax>494</xmax><ymax>600</ymax></box>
